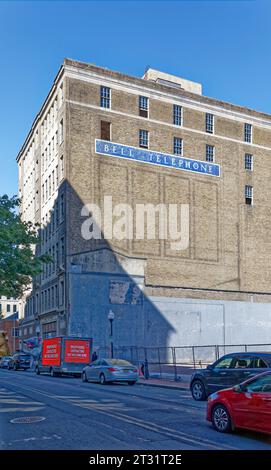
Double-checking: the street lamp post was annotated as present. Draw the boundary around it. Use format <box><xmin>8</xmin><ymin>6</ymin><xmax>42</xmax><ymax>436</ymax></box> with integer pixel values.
<box><xmin>108</xmin><ymin>310</ymin><xmax>115</xmax><ymax>358</ymax></box>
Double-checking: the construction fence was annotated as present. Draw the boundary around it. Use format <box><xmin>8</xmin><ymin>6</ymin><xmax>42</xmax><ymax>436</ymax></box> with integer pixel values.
<box><xmin>99</xmin><ymin>343</ymin><xmax>271</xmax><ymax>381</ymax></box>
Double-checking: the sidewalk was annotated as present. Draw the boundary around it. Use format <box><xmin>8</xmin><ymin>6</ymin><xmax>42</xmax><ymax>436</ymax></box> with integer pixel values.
<box><xmin>139</xmin><ymin>374</ymin><xmax>191</xmax><ymax>391</ymax></box>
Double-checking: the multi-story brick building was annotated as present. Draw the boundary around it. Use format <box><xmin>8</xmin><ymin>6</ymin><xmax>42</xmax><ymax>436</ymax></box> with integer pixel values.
<box><xmin>17</xmin><ymin>58</ymin><xmax>271</xmax><ymax>353</ymax></box>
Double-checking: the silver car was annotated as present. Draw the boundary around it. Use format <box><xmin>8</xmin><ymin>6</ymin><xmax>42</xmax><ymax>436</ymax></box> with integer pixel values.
<box><xmin>0</xmin><ymin>356</ymin><xmax>12</xmax><ymax>369</ymax></box>
<box><xmin>82</xmin><ymin>358</ymin><xmax>139</xmax><ymax>385</ymax></box>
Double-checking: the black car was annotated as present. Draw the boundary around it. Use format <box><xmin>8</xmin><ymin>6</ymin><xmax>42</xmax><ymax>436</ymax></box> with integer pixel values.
<box><xmin>8</xmin><ymin>353</ymin><xmax>31</xmax><ymax>371</ymax></box>
<box><xmin>190</xmin><ymin>352</ymin><xmax>271</xmax><ymax>401</ymax></box>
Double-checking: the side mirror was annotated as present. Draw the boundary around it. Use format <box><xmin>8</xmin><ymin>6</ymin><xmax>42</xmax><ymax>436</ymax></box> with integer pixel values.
<box><xmin>207</xmin><ymin>364</ymin><xmax>213</xmax><ymax>370</ymax></box>
<box><xmin>234</xmin><ymin>384</ymin><xmax>245</xmax><ymax>393</ymax></box>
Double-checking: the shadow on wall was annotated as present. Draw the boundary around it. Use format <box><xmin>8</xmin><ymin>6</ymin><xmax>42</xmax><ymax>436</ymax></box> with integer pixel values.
<box><xmin>24</xmin><ymin>181</ymin><xmax>175</xmax><ymax>361</ymax></box>
<box><xmin>67</xmin><ymin>184</ymin><xmax>176</xmax><ymax>359</ymax></box>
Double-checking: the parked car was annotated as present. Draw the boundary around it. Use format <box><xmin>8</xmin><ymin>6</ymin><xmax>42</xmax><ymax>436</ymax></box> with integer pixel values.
<box><xmin>207</xmin><ymin>371</ymin><xmax>271</xmax><ymax>434</ymax></box>
<box><xmin>82</xmin><ymin>358</ymin><xmax>139</xmax><ymax>385</ymax></box>
<box><xmin>0</xmin><ymin>356</ymin><xmax>12</xmax><ymax>369</ymax></box>
<box><xmin>190</xmin><ymin>352</ymin><xmax>271</xmax><ymax>401</ymax></box>
<box><xmin>8</xmin><ymin>353</ymin><xmax>31</xmax><ymax>370</ymax></box>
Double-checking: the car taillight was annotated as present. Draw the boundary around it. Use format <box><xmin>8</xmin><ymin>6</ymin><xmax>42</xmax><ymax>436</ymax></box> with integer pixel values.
<box><xmin>108</xmin><ymin>367</ymin><xmax>117</xmax><ymax>372</ymax></box>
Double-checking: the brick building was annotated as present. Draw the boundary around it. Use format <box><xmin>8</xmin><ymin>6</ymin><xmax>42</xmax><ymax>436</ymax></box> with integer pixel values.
<box><xmin>17</xmin><ymin>58</ymin><xmax>271</xmax><ymax>353</ymax></box>
<box><xmin>0</xmin><ymin>314</ymin><xmax>20</xmax><ymax>354</ymax></box>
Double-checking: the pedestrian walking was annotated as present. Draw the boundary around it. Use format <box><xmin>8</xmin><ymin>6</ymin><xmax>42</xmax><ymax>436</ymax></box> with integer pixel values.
<box><xmin>91</xmin><ymin>350</ymin><xmax>98</xmax><ymax>362</ymax></box>
<box><xmin>143</xmin><ymin>358</ymin><xmax>149</xmax><ymax>379</ymax></box>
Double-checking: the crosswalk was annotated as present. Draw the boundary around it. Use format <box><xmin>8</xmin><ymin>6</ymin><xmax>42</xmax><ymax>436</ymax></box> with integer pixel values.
<box><xmin>0</xmin><ymin>387</ymin><xmax>44</xmax><ymax>413</ymax></box>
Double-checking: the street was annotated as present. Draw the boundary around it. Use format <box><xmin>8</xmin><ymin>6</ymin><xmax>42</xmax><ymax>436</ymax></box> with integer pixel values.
<box><xmin>0</xmin><ymin>369</ymin><xmax>271</xmax><ymax>450</ymax></box>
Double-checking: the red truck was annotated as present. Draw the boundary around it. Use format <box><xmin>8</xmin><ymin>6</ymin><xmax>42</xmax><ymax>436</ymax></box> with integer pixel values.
<box><xmin>36</xmin><ymin>336</ymin><xmax>92</xmax><ymax>377</ymax></box>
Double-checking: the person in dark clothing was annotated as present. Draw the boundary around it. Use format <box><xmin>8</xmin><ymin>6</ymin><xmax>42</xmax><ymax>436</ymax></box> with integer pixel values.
<box><xmin>91</xmin><ymin>350</ymin><xmax>98</xmax><ymax>362</ymax></box>
<box><xmin>141</xmin><ymin>359</ymin><xmax>149</xmax><ymax>379</ymax></box>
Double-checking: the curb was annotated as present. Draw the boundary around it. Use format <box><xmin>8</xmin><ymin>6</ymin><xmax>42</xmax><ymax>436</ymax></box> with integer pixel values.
<box><xmin>139</xmin><ymin>380</ymin><xmax>190</xmax><ymax>391</ymax></box>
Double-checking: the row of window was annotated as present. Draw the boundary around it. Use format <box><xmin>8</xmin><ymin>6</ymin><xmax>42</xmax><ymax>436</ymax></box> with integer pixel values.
<box><xmin>41</xmin><ymin>197</ymin><xmax>65</xmax><ymax>245</ymax></box>
<box><xmin>41</xmin><ymin>237</ymin><xmax>65</xmax><ymax>280</ymax></box>
<box><xmin>25</xmin><ymin>281</ymin><xmax>65</xmax><ymax>318</ymax></box>
<box><xmin>0</xmin><ymin>304</ymin><xmax>17</xmax><ymax>314</ymax></box>
<box><xmin>100</xmin><ymin>86</ymin><xmax>254</xmax><ymax>143</ymax></box>
<box><xmin>41</xmin><ymin>85</ymin><xmax>63</xmax><ymax>138</ymax></box>
<box><xmin>41</xmin><ymin>160</ymin><xmax>64</xmax><ymax>205</ymax></box>
<box><xmin>40</xmin><ymin>282</ymin><xmax>64</xmax><ymax>312</ymax></box>
<box><xmin>101</xmin><ymin>120</ymin><xmax>254</xmax><ymax>167</ymax></box>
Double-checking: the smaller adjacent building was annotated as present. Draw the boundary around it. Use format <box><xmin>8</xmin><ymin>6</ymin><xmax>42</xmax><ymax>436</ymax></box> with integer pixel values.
<box><xmin>0</xmin><ymin>296</ymin><xmax>24</xmax><ymax>320</ymax></box>
<box><xmin>0</xmin><ymin>313</ymin><xmax>20</xmax><ymax>355</ymax></box>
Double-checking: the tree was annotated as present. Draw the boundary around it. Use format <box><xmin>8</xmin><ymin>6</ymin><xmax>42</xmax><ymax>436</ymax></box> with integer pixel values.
<box><xmin>0</xmin><ymin>195</ymin><xmax>49</xmax><ymax>299</ymax></box>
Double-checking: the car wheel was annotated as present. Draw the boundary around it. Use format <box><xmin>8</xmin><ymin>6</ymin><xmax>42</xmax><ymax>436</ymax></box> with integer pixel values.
<box><xmin>212</xmin><ymin>404</ymin><xmax>232</xmax><ymax>433</ymax></box>
<box><xmin>82</xmin><ymin>372</ymin><xmax>88</xmax><ymax>383</ymax></box>
<box><xmin>191</xmin><ymin>380</ymin><xmax>206</xmax><ymax>401</ymax></box>
<box><xmin>128</xmin><ymin>381</ymin><xmax>136</xmax><ymax>385</ymax></box>
<box><xmin>100</xmin><ymin>373</ymin><xmax>106</xmax><ymax>385</ymax></box>
<box><xmin>36</xmin><ymin>367</ymin><xmax>40</xmax><ymax>375</ymax></box>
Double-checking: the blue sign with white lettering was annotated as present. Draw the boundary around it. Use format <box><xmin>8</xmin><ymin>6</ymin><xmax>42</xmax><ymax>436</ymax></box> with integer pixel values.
<box><xmin>95</xmin><ymin>140</ymin><xmax>220</xmax><ymax>177</ymax></box>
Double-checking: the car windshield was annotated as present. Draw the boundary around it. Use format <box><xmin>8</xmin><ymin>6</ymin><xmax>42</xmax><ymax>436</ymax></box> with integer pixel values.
<box><xmin>107</xmin><ymin>359</ymin><xmax>133</xmax><ymax>367</ymax></box>
<box><xmin>20</xmin><ymin>355</ymin><xmax>31</xmax><ymax>360</ymax></box>
<box><xmin>245</xmin><ymin>374</ymin><xmax>271</xmax><ymax>393</ymax></box>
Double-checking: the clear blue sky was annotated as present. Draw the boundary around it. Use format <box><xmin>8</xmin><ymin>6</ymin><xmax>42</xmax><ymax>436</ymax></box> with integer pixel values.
<box><xmin>0</xmin><ymin>0</ymin><xmax>270</xmax><ymax>196</ymax></box>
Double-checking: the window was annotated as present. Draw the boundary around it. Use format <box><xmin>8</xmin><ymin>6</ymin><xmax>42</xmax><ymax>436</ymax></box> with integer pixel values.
<box><xmin>173</xmin><ymin>105</ymin><xmax>182</xmax><ymax>126</ymax></box>
<box><xmin>232</xmin><ymin>356</ymin><xmax>254</xmax><ymax>369</ymax></box>
<box><xmin>245</xmin><ymin>153</ymin><xmax>253</xmax><ymax>171</ymax></box>
<box><xmin>101</xmin><ymin>121</ymin><xmax>111</xmax><ymax>141</ymax></box>
<box><xmin>244</xmin><ymin>123</ymin><xmax>252</xmax><ymax>143</ymax></box>
<box><xmin>60</xmin><ymin>194</ymin><xmax>65</xmax><ymax>220</ymax></box>
<box><xmin>60</xmin><ymin>280</ymin><xmax>64</xmax><ymax>306</ymax></box>
<box><xmin>139</xmin><ymin>96</ymin><xmax>148</xmax><ymax>118</ymax></box>
<box><xmin>245</xmin><ymin>185</ymin><xmax>253</xmax><ymax>205</ymax></box>
<box><xmin>7</xmin><ymin>304</ymin><xmax>10</xmax><ymax>313</ymax></box>
<box><xmin>206</xmin><ymin>113</ymin><xmax>214</xmax><ymax>134</ymax></box>
<box><xmin>100</xmin><ymin>86</ymin><xmax>111</xmax><ymax>108</ymax></box>
<box><xmin>139</xmin><ymin>129</ymin><xmax>149</xmax><ymax>148</ymax></box>
<box><xmin>253</xmin><ymin>357</ymin><xmax>268</xmax><ymax>368</ymax></box>
<box><xmin>206</xmin><ymin>144</ymin><xmax>215</xmax><ymax>162</ymax></box>
<box><xmin>173</xmin><ymin>137</ymin><xmax>183</xmax><ymax>156</ymax></box>
<box><xmin>214</xmin><ymin>356</ymin><xmax>234</xmax><ymax>369</ymax></box>
<box><xmin>60</xmin><ymin>237</ymin><xmax>65</xmax><ymax>265</ymax></box>
<box><xmin>13</xmin><ymin>304</ymin><xmax>17</xmax><ymax>313</ymax></box>
<box><xmin>244</xmin><ymin>375</ymin><xmax>271</xmax><ymax>393</ymax></box>
<box><xmin>59</xmin><ymin>120</ymin><xmax>64</xmax><ymax>144</ymax></box>
<box><xmin>60</xmin><ymin>156</ymin><xmax>64</xmax><ymax>181</ymax></box>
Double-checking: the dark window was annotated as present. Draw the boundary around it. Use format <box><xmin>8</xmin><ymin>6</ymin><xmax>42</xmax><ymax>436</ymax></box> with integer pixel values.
<box><xmin>244</xmin><ymin>375</ymin><xmax>271</xmax><ymax>393</ymax></box>
<box><xmin>13</xmin><ymin>304</ymin><xmax>17</xmax><ymax>313</ymax></box>
<box><xmin>173</xmin><ymin>105</ymin><xmax>182</xmax><ymax>126</ymax></box>
<box><xmin>7</xmin><ymin>304</ymin><xmax>10</xmax><ymax>313</ymax></box>
<box><xmin>100</xmin><ymin>86</ymin><xmax>111</xmax><ymax>109</ymax></box>
<box><xmin>101</xmin><ymin>121</ymin><xmax>111</xmax><ymax>141</ymax></box>
<box><xmin>214</xmin><ymin>356</ymin><xmax>234</xmax><ymax>369</ymax></box>
<box><xmin>139</xmin><ymin>129</ymin><xmax>149</xmax><ymax>148</ymax></box>
<box><xmin>139</xmin><ymin>96</ymin><xmax>148</xmax><ymax>118</ymax></box>
<box><xmin>253</xmin><ymin>357</ymin><xmax>268</xmax><ymax>368</ymax></box>
<box><xmin>232</xmin><ymin>356</ymin><xmax>254</xmax><ymax>369</ymax></box>
<box><xmin>245</xmin><ymin>185</ymin><xmax>253</xmax><ymax>205</ymax></box>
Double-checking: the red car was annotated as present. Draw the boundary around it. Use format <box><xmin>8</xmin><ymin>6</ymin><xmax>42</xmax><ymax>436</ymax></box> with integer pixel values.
<box><xmin>207</xmin><ymin>371</ymin><xmax>271</xmax><ymax>434</ymax></box>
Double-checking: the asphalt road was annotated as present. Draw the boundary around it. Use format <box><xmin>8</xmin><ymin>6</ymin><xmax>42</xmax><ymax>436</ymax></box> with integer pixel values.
<box><xmin>0</xmin><ymin>368</ymin><xmax>270</xmax><ymax>450</ymax></box>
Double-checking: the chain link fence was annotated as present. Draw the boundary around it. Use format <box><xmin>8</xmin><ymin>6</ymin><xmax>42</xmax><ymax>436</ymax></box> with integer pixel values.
<box><xmin>98</xmin><ymin>343</ymin><xmax>271</xmax><ymax>381</ymax></box>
